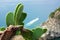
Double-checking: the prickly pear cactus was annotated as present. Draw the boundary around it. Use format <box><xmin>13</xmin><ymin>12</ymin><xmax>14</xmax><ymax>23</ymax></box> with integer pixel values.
<box><xmin>5</xmin><ymin>3</ymin><xmax>47</xmax><ymax>40</ymax></box>
<box><xmin>6</xmin><ymin>4</ymin><xmax>27</xmax><ymax>26</ymax></box>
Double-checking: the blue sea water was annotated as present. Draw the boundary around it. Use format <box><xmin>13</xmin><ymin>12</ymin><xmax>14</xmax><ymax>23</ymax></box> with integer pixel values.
<box><xmin>0</xmin><ymin>0</ymin><xmax>60</xmax><ymax>29</ymax></box>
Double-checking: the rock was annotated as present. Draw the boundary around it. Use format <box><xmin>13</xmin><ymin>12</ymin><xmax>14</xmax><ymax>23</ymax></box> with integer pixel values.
<box><xmin>11</xmin><ymin>35</ymin><xmax>25</xmax><ymax>40</ymax></box>
<box><xmin>0</xmin><ymin>25</ymin><xmax>23</xmax><ymax>40</ymax></box>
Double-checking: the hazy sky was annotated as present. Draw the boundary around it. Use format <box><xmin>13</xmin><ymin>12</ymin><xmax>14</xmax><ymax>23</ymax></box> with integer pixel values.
<box><xmin>0</xmin><ymin>0</ymin><xmax>60</xmax><ymax>28</ymax></box>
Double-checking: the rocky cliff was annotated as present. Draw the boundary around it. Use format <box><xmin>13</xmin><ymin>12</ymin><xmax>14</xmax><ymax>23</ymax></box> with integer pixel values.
<box><xmin>40</xmin><ymin>8</ymin><xmax>60</xmax><ymax>40</ymax></box>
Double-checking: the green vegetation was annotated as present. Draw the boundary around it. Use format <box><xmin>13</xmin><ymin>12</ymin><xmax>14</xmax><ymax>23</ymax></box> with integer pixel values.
<box><xmin>0</xmin><ymin>3</ymin><xmax>47</xmax><ymax>40</ymax></box>
<box><xmin>49</xmin><ymin>7</ymin><xmax>60</xmax><ymax>18</ymax></box>
<box><xmin>21</xmin><ymin>28</ymin><xmax>47</xmax><ymax>40</ymax></box>
<box><xmin>32</xmin><ymin>28</ymin><xmax>47</xmax><ymax>40</ymax></box>
<box><xmin>6</xmin><ymin>4</ymin><xmax>26</xmax><ymax>26</ymax></box>
<box><xmin>6</xmin><ymin>12</ymin><xmax>14</xmax><ymax>26</ymax></box>
<box><xmin>49</xmin><ymin>12</ymin><xmax>55</xmax><ymax>18</ymax></box>
<box><xmin>55</xmin><ymin>7</ymin><xmax>60</xmax><ymax>12</ymax></box>
<box><xmin>15</xmin><ymin>30</ymin><xmax>21</xmax><ymax>35</ymax></box>
<box><xmin>0</xmin><ymin>27</ymin><xmax>5</xmax><ymax>31</ymax></box>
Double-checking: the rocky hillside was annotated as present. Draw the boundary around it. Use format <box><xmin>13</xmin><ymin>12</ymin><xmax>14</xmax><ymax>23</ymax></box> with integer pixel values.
<box><xmin>40</xmin><ymin>8</ymin><xmax>60</xmax><ymax>40</ymax></box>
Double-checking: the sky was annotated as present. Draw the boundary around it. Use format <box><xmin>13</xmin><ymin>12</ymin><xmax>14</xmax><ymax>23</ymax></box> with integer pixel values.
<box><xmin>0</xmin><ymin>0</ymin><xmax>60</xmax><ymax>29</ymax></box>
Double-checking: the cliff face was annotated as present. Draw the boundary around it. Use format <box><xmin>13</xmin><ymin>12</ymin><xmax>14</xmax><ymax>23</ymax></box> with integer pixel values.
<box><xmin>41</xmin><ymin>8</ymin><xmax>60</xmax><ymax>40</ymax></box>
